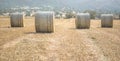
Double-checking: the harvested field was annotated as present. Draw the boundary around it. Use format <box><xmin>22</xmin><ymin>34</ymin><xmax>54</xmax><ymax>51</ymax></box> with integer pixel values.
<box><xmin>0</xmin><ymin>17</ymin><xmax>120</xmax><ymax>61</ymax></box>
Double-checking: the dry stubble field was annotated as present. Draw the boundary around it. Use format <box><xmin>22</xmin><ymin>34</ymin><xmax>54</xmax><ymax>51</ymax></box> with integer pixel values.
<box><xmin>0</xmin><ymin>17</ymin><xmax>120</xmax><ymax>61</ymax></box>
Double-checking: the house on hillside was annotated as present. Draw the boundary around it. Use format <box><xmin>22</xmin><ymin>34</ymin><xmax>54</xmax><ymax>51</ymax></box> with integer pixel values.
<box><xmin>2</xmin><ymin>13</ymin><xmax>10</xmax><ymax>16</ymax></box>
<box><xmin>61</xmin><ymin>13</ymin><xmax>66</xmax><ymax>19</ymax></box>
<box><xmin>113</xmin><ymin>14</ymin><xmax>120</xmax><ymax>20</ymax></box>
<box><xmin>55</xmin><ymin>14</ymin><xmax>61</xmax><ymax>19</ymax></box>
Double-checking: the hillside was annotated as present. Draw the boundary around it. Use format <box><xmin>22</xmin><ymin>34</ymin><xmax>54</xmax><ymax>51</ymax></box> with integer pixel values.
<box><xmin>0</xmin><ymin>0</ymin><xmax>120</xmax><ymax>11</ymax></box>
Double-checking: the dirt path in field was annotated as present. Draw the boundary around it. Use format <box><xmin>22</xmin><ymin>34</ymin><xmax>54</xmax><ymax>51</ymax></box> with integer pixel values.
<box><xmin>0</xmin><ymin>19</ymin><xmax>108</xmax><ymax>61</ymax></box>
<box><xmin>81</xmin><ymin>20</ymin><xmax>120</xmax><ymax>61</ymax></box>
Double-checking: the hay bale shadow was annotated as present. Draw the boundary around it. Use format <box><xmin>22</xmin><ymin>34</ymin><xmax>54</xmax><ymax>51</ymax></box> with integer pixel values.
<box><xmin>25</xmin><ymin>32</ymin><xmax>53</xmax><ymax>34</ymax></box>
<box><xmin>0</xmin><ymin>26</ymin><xmax>11</xmax><ymax>28</ymax></box>
<box><xmin>69</xmin><ymin>28</ymin><xmax>90</xmax><ymax>30</ymax></box>
<box><xmin>101</xmin><ymin>26</ymin><xmax>113</xmax><ymax>28</ymax></box>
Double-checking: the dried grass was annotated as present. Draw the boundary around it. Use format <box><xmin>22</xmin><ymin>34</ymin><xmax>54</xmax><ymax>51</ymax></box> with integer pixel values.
<box><xmin>35</xmin><ymin>11</ymin><xmax>54</xmax><ymax>33</ymax></box>
<box><xmin>101</xmin><ymin>14</ymin><xmax>113</xmax><ymax>27</ymax></box>
<box><xmin>10</xmin><ymin>13</ymin><xmax>24</xmax><ymax>27</ymax></box>
<box><xmin>75</xmin><ymin>13</ymin><xmax>90</xmax><ymax>29</ymax></box>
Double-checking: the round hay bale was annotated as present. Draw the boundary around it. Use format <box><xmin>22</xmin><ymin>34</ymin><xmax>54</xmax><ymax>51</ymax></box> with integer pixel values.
<box><xmin>101</xmin><ymin>14</ymin><xmax>113</xmax><ymax>27</ymax></box>
<box><xmin>75</xmin><ymin>13</ymin><xmax>90</xmax><ymax>29</ymax></box>
<box><xmin>10</xmin><ymin>13</ymin><xmax>24</xmax><ymax>27</ymax></box>
<box><xmin>35</xmin><ymin>11</ymin><xmax>54</xmax><ymax>33</ymax></box>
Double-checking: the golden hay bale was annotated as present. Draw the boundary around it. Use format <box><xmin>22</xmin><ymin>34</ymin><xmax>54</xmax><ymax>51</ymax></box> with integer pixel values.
<box><xmin>75</xmin><ymin>13</ymin><xmax>90</xmax><ymax>29</ymax></box>
<box><xmin>101</xmin><ymin>14</ymin><xmax>113</xmax><ymax>27</ymax></box>
<box><xmin>35</xmin><ymin>11</ymin><xmax>54</xmax><ymax>33</ymax></box>
<box><xmin>10</xmin><ymin>13</ymin><xmax>24</xmax><ymax>27</ymax></box>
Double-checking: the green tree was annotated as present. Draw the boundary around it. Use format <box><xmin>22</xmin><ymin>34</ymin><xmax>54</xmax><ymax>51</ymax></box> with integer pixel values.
<box><xmin>65</xmin><ymin>11</ymin><xmax>75</xmax><ymax>19</ymax></box>
<box><xmin>84</xmin><ymin>10</ymin><xmax>96</xmax><ymax>19</ymax></box>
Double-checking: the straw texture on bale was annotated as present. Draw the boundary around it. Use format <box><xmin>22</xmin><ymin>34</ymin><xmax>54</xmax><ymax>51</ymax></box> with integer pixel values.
<box><xmin>101</xmin><ymin>14</ymin><xmax>113</xmax><ymax>27</ymax></box>
<box><xmin>75</xmin><ymin>13</ymin><xmax>90</xmax><ymax>29</ymax></box>
<box><xmin>10</xmin><ymin>13</ymin><xmax>24</xmax><ymax>27</ymax></box>
<box><xmin>35</xmin><ymin>11</ymin><xmax>54</xmax><ymax>33</ymax></box>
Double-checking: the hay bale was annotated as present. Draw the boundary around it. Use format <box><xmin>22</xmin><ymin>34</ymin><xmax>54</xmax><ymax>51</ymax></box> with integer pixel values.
<box><xmin>75</xmin><ymin>13</ymin><xmax>90</xmax><ymax>29</ymax></box>
<box><xmin>101</xmin><ymin>14</ymin><xmax>113</xmax><ymax>27</ymax></box>
<box><xmin>10</xmin><ymin>13</ymin><xmax>24</xmax><ymax>27</ymax></box>
<box><xmin>35</xmin><ymin>11</ymin><xmax>54</xmax><ymax>33</ymax></box>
